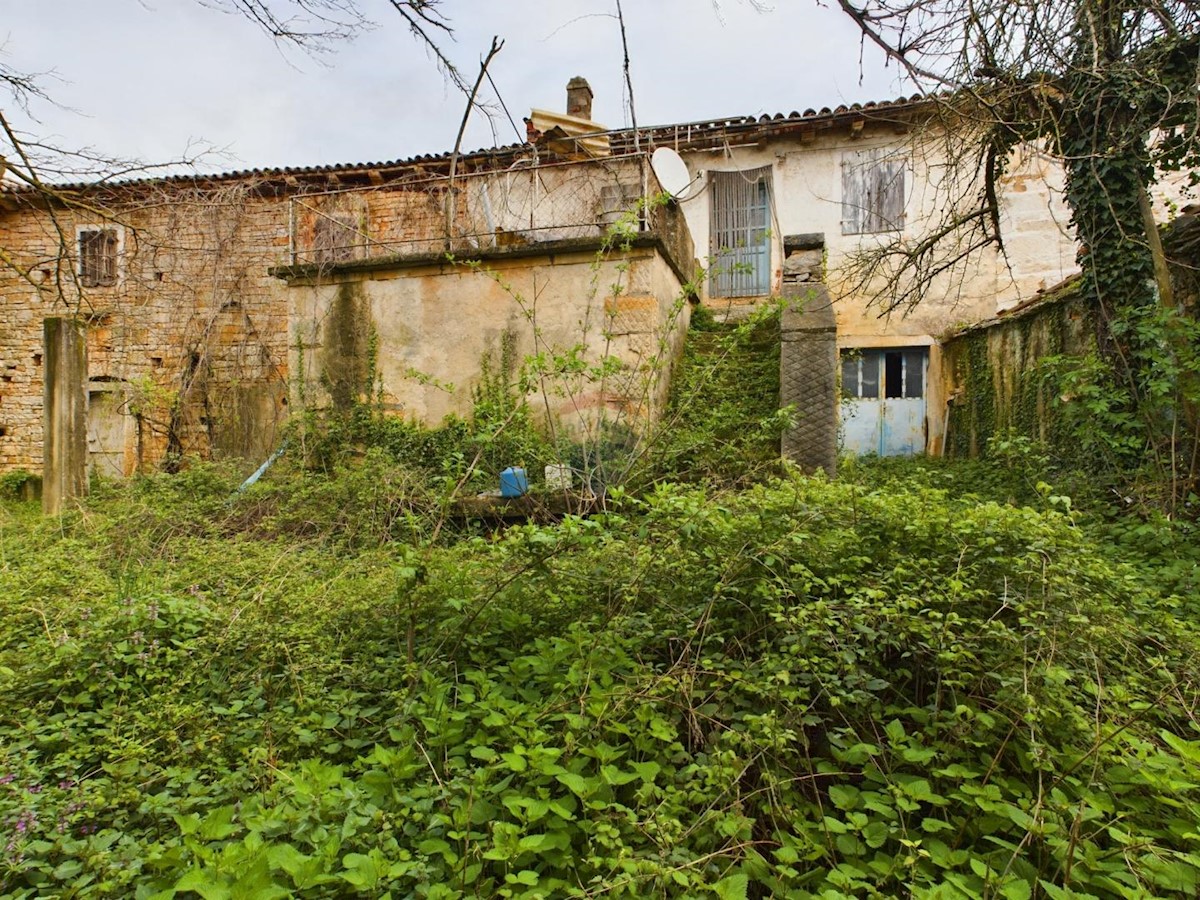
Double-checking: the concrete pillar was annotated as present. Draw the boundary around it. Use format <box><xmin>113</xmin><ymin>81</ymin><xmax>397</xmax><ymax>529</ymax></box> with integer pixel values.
<box><xmin>780</xmin><ymin>278</ymin><xmax>838</xmax><ymax>477</ymax></box>
<box><xmin>43</xmin><ymin>317</ymin><xmax>88</xmax><ymax>514</ymax></box>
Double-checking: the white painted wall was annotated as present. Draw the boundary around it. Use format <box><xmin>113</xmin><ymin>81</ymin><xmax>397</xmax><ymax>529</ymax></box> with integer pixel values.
<box><xmin>674</xmin><ymin>125</ymin><xmax>1082</xmax><ymax>339</ymax></box>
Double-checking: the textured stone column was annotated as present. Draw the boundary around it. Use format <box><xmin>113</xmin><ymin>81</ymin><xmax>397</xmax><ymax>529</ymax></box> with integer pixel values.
<box><xmin>780</xmin><ymin>282</ymin><xmax>838</xmax><ymax>476</ymax></box>
<box><xmin>43</xmin><ymin>318</ymin><xmax>89</xmax><ymax>514</ymax></box>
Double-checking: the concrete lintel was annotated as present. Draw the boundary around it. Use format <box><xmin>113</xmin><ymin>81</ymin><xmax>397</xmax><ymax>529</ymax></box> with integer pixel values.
<box><xmin>781</xmin><ymin>326</ymin><xmax>838</xmax><ymax>340</ymax></box>
<box><xmin>270</xmin><ymin>231</ymin><xmax>695</xmax><ymax>287</ymax></box>
<box><xmin>780</xmin><ymin>282</ymin><xmax>835</xmax><ymax>333</ymax></box>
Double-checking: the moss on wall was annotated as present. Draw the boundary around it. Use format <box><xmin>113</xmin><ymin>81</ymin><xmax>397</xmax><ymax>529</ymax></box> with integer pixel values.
<box><xmin>942</xmin><ymin>284</ymin><xmax>1094</xmax><ymax>457</ymax></box>
<box><xmin>321</xmin><ymin>280</ymin><xmax>376</xmax><ymax>410</ymax></box>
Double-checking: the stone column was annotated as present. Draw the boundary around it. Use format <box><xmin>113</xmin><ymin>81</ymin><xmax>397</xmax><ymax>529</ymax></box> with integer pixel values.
<box><xmin>43</xmin><ymin>318</ymin><xmax>88</xmax><ymax>514</ymax></box>
<box><xmin>780</xmin><ymin>234</ymin><xmax>838</xmax><ymax>476</ymax></box>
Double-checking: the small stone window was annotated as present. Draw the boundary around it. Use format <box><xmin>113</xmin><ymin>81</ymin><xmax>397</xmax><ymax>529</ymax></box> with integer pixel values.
<box><xmin>313</xmin><ymin>214</ymin><xmax>363</xmax><ymax>264</ymax></box>
<box><xmin>78</xmin><ymin>227</ymin><xmax>120</xmax><ymax>287</ymax></box>
<box><xmin>841</xmin><ymin>150</ymin><xmax>907</xmax><ymax>235</ymax></box>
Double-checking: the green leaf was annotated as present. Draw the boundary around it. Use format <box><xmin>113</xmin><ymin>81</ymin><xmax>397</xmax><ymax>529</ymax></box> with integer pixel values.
<box><xmin>198</xmin><ymin>806</ymin><xmax>238</xmax><ymax>841</ymax></box>
<box><xmin>713</xmin><ymin>873</ymin><xmax>748</xmax><ymax>900</ymax></box>
<box><xmin>1000</xmin><ymin>879</ymin><xmax>1033</xmax><ymax>900</ymax></box>
<box><xmin>630</xmin><ymin>761</ymin><xmax>661</xmax><ymax>782</ymax></box>
<box><xmin>267</xmin><ymin>844</ymin><xmax>310</xmax><ymax>879</ymax></box>
<box><xmin>828</xmin><ymin>785</ymin><xmax>860</xmax><ymax>811</ymax></box>
<box><xmin>556</xmin><ymin>772</ymin><xmax>592</xmax><ymax>797</ymax></box>
<box><xmin>501</xmin><ymin>751</ymin><xmax>528</xmax><ymax>772</ymax></box>
<box><xmin>862</xmin><ymin>821</ymin><xmax>889</xmax><ymax>849</ymax></box>
<box><xmin>341</xmin><ymin>852</ymin><xmax>379</xmax><ymax>889</ymax></box>
<box><xmin>517</xmin><ymin>831</ymin><xmax>570</xmax><ymax>854</ymax></box>
<box><xmin>173</xmin><ymin>869</ymin><xmax>232</xmax><ymax>900</ymax></box>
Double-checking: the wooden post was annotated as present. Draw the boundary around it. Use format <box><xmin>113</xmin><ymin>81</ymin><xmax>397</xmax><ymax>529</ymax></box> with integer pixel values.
<box><xmin>42</xmin><ymin>317</ymin><xmax>88</xmax><ymax>514</ymax></box>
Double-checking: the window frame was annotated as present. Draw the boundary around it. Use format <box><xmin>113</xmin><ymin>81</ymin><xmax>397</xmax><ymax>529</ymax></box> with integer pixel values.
<box><xmin>708</xmin><ymin>165</ymin><xmax>774</xmax><ymax>298</ymax></box>
<box><xmin>840</xmin><ymin>348</ymin><xmax>926</xmax><ymax>400</ymax></box>
<box><xmin>76</xmin><ymin>225</ymin><xmax>123</xmax><ymax>288</ymax></box>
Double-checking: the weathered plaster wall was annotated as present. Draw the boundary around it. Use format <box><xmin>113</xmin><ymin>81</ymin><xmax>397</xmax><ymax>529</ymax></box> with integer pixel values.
<box><xmin>939</xmin><ymin>285</ymin><xmax>1093</xmax><ymax>458</ymax></box>
<box><xmin>287</xmin><ymin>245</ymin><xmax>689</xmax><ymax>432</ymax></box>
<box><xmin>677</xmin><ymin>126</ymin><xmax>1079</xmax><ymax>330</ymax></box>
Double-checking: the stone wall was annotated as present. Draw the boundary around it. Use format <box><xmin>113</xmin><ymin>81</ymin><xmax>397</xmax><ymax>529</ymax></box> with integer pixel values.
<box><xmin>0</xmin><ymin>158</ymin><xmax>698</xmax><ymax>478</ymax></box>
<box><xmin>0</xmin><ymin>182</ymin><xmax>294</xmax><ymax>475</ymax></box>
<box><xmin>939</xmin><ymin>283</ymin><xmax>1093</xmax><ymax>458</ymax></box>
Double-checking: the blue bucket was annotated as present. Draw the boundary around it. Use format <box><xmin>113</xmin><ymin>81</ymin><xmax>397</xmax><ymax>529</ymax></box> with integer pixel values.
<box><xmin>500</xmin><ymin>467</ymin><xmax>529</xmax><ymax>498</ymax></box>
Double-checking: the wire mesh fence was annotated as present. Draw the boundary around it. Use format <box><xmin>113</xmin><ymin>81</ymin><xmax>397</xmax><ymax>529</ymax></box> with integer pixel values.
<box><xmin>288</xmin><ymin>154</ymin><xmax>663</xmax><ymax>266</ymax></box>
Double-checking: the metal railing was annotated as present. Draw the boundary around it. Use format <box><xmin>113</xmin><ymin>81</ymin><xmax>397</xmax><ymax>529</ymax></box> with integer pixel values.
<box><xmin>289</xmin><ymin>154</ymin><xmax>662</xmax><ymax>266</ymax></box>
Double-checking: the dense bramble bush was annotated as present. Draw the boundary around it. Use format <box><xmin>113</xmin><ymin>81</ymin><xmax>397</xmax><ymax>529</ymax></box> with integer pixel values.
<box><xmin>2</xmin><ymin>461</ymin><xmax>1198</xmax><ymax>898</ymax></box>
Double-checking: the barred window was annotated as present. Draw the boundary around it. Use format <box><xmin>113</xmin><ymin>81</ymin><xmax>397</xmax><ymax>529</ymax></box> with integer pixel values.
<box><xmin>709</xmin><ymin>166</ymin><xmax>773</xmax><ymax>297</ymax></box>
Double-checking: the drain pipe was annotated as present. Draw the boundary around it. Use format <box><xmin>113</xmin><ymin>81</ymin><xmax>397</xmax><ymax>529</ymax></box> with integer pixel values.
<box><xmin>235</xmin><ymin>439</ymin><xmax>289</xmax><ymax>495</ymax></box>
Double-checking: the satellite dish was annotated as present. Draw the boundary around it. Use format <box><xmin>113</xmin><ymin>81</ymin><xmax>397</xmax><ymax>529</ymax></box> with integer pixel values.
<box><xmin>651</xmin><ymin>147</ymin><xmax>698</xmax><ymax>200</ymax></box>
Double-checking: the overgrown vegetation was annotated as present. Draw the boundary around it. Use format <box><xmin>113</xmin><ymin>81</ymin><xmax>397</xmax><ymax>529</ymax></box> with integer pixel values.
<box><xmin>3</xmin><ymin>451</ymin><xmax>1200</xmax><ymax>898</ymax></box>
<box><xmin>3</xmin><ymin>308</ymin><xmax>1200</xmax><ymax>898</ymax></box>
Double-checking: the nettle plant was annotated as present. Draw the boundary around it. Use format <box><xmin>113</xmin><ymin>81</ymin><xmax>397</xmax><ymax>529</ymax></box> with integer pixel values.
<box><xmin>2</xmin><ymin>467</ymin><xmax>1200</xmax><ymax>897</ymax></box>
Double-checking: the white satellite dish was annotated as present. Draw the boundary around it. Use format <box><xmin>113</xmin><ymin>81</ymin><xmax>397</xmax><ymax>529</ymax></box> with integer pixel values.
<box><xmin>651</xmin><ymin>147</ymin><xmax>698</xmax><ymax>200</ymax></box>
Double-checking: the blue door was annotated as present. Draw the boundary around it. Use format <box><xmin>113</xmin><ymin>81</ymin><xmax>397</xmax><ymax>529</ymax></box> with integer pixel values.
<box><xmin>839</xmin><ymin>348</ymin><xmax>927</xmax><ymax>456</ymax></box>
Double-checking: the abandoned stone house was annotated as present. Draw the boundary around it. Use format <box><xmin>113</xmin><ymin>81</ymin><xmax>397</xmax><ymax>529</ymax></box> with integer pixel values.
<box><xmin>0</xmin><ymin>79</ymin><xmax>1162</xmax><ymax>490</ymax></box>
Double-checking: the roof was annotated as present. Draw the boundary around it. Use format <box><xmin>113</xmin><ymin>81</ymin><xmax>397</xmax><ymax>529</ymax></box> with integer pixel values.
<box><xmin>3</xmin><ymin>93</ymin><xmax>932</xmax><ymax>196</ymax></box>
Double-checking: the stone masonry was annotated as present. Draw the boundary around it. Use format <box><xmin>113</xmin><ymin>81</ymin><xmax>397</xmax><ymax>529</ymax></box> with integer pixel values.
<box><xmin>780</xmin><ymin>234</ymin><xmax>838</xmax><ymax>475</ymax></box>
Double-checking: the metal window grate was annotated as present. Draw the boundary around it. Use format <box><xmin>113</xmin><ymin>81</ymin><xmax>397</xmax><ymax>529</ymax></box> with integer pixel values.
<box><xmin>709</xmin><ymin>166</ymin><xmax>772</xmax><ymax>297</ymax></box>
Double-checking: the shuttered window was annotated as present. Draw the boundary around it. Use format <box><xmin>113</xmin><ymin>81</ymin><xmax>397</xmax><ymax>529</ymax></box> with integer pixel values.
<box><xmin>841</xmin><ymin>150</ymin><xmax>906</xmax><ymax>235</ymax></box>
<box><xmin>709</xmin><ymin>166</ymin><xmax>772</xmax><ymax>297</ymax></box>
<box><xmin>78</xmin><ymin>228</ymin><xmax>119</xmax><ymax>287</ymax></box>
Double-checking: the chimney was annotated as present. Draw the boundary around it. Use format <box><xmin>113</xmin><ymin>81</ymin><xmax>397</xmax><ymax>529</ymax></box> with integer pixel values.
<box><xmin>566</xmin><ymin>76</ymin><xmax>593</xmax><ymax>121</ymax></box>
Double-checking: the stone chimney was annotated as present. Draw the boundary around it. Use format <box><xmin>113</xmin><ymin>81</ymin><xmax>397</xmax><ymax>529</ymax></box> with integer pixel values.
<box><xmin>566</xmin><ymin>76</ymin><xmax>593</xmax><ymax>121</ymax></box>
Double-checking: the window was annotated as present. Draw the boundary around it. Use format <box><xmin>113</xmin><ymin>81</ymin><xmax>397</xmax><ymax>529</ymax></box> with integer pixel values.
<box><xmin>841</xmin><ymin>349</ymin><xmax>925</xmax><ymax>399</ymax></box>
<box><xmin>313</xmin><ymin>213</ymin><xmax>363</xmax><ymax>264</ymax></box>
<box><xmin>709</xmin><ymin>166</ymin><xmax>772</xmax><ymax>297</ymax></box>
<box><xmin>77</xmin><ymin>227</ymin><xmax>119</xmax><ymax>287</ymax></box>
<box><xmin>841</xmin><ymin>149</ymin><xmax>906</xmax><ymax>235</ymax></box>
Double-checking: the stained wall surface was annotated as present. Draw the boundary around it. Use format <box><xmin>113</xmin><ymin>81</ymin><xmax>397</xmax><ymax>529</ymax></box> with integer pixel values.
<box><xmin>0</xmin><ymin>183</ymin><xmax>292</xmax><ymax>475</ymax></box>
<box><xmin>285</xmin><ymin>246</ymin><xmax>690</xmax><ymax>435</ymax></box>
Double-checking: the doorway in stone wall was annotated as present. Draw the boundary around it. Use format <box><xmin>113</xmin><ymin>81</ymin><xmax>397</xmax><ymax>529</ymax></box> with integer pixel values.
<box><xmin>839</xmin><ymin>347</ymin><xmax>928</xmax><ymax>456</ymax></box>
<box><xmin>87</xmin><ymin>379</ymin><xmax>130</xmax><ymax>478</ymax></box>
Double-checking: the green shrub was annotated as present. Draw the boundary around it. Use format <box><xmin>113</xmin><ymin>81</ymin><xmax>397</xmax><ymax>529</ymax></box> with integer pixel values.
<box><xmin>2</xmin><ymin>469</ymin><xmax>1198</xmax><ymax>897</ymax></box>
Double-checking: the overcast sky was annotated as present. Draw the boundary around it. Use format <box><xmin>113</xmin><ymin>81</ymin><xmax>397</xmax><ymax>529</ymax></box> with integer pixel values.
<box><xmin>2</xmin><ymin>1</ymin><xmax>904</xmax><ymax>176</ymax></box>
